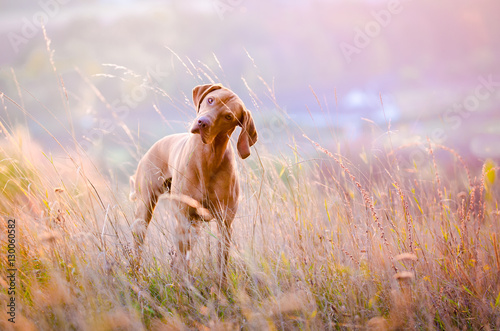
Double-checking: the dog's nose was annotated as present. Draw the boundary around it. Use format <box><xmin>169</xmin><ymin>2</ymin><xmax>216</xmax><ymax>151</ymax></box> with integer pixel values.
<box><xmin>197</xmin><ymin>116</ymin><xmax>209</xmax><ymax>129</ymax></box>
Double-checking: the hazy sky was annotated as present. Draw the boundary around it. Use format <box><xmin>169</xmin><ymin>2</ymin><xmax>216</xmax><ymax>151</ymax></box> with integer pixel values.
<box><xmin>1</xmin><ymin>0</ymin><xmax>499</xmax><ymax>164</ymax></box>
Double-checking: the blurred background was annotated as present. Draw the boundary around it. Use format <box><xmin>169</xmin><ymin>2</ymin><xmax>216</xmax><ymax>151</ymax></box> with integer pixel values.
<box><xmin>1</xmin><ymin>0</ymin><xmax>499</xmax><ymax>179</ymax></box>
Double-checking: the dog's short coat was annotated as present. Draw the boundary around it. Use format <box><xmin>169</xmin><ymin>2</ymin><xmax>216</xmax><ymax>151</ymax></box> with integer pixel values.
<box><xmin>129</xmin><ymin>84</ymin><xmax>257</xmax><ymax>277</ymax></box>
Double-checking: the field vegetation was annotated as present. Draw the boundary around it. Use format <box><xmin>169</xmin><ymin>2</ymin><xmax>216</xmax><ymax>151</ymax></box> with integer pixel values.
<box><xmin>1</xmin><ymin>38</ymin><xmax>499</xmax><ymax>331</ymax></box>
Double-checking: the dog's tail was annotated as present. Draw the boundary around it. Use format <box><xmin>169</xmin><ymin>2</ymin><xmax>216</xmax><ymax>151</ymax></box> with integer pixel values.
<box><xmin>129</xmin><ymin>176</ymin><xmax>138</xmax><ymax>201</ymax></box>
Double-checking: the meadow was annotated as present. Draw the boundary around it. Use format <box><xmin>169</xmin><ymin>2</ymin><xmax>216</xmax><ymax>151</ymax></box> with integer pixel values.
<box><xmin>1</xmin><ymin>41</ymin><xmax>500</xmax><ymax>331</ymax></box>
<box><xmin>1</xmin><ymin>114</ymin><xmax>499</xmax><ymax>330</ymax></box>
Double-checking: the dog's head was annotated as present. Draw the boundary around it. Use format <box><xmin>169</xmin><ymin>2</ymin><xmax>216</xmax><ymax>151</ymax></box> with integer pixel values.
<box><xmin>190</xmin><ymin>84</ymin><xmax>258</xmax><ymax>159</ymax></box>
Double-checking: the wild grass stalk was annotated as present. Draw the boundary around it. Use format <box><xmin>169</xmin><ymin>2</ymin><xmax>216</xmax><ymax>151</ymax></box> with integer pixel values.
<box><xmin>303</xmin><ymin>134</ymin><xmax>397</xmax><ymax>273</ymax></box>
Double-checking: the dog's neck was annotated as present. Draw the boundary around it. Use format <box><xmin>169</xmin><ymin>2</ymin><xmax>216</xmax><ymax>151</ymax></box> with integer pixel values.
<box><xmin>199</xmin><ymin>128</ymin><xmax>235</xmax><ymax>172</ymax></box>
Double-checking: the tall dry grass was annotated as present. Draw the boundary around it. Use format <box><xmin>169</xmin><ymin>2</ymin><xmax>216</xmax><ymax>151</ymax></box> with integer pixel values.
<box><xmin>1</xmin><ymin>35</ymin><xmax>500</xmax><ymax>330</ymax></box>
<box><xmin>1</xmin><ymin>116</ymin><xmax>500</xmax><ymax>330</ymax></box>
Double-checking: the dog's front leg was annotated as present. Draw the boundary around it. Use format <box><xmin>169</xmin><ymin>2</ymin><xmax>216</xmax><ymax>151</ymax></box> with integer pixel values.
<box><xmin>172</xmin><ymin>215</ymin><xmax>199</xmax><ymax>277</ymax></box>
<box><xmin>217</xmin><ymin>219</ymin><xmax>233</xmax><ymax>283</ymax></box>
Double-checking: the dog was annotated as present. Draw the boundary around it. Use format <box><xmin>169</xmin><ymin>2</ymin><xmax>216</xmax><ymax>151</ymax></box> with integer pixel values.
<box><xmin>129</xmin><ymin>83</ymin><xmax>257</xmax><ymax>278</ymax></box>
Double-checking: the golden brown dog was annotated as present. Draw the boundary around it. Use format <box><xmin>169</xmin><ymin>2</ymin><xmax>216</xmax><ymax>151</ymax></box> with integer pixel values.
<box><xmin>129</xmin><ymin>83</ymin><xmax>257</xmax><ymax>278</ymax></box>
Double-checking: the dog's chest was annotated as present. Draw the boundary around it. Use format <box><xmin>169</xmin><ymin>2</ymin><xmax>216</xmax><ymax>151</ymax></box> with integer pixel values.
<box><xmin>175</xmin><ymin>161</ymin><xmax>238</xmax><ymax>207</ymax></box>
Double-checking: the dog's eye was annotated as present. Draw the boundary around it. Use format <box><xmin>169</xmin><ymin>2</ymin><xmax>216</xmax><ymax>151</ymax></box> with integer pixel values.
<box><xmin>207</xmin><ymin>97</ymin><xmax>214</xmax><ymax>105</ymax></box>
<box><xmin>225</xmin><ymin>114</ymin><xmax>233</xmax><ymax>121</ymax></box>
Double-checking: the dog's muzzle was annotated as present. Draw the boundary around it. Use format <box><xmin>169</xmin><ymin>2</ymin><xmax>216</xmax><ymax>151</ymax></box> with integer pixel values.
<box><xmin>190</xmin><ymin>116</ymin><xmax>211</xmax><ymax>143</ymax></box>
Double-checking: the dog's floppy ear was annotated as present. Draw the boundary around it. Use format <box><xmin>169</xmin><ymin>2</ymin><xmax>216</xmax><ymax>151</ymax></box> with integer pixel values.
<box><xmin>192</xmin><ymin>84</ymin><xmax>223</xmax><ymax>112</ymax></box>
<box><xmin>237</xmin><ymin>108</ymin><xmax>258</xmax><ymax>159</ymax></box>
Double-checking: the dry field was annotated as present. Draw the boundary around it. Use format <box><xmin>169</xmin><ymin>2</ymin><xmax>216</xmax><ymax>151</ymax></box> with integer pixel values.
<box><xmin>1</xmin><ymin>37</ymin><xmax>500</xmax><ymax>331</ymax></box>
<box><xmin>0</xmin><ymin>120</ymin><xmax>499</xmax><ymax>330</ymax></box>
